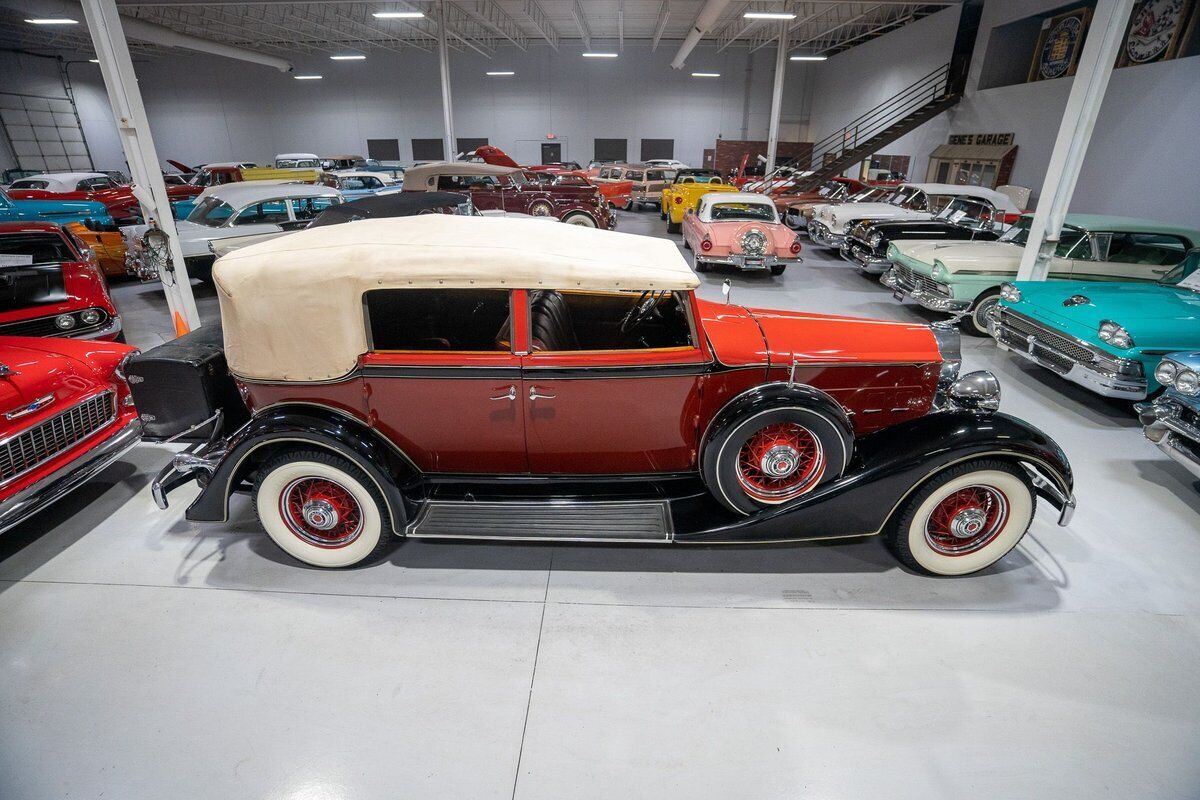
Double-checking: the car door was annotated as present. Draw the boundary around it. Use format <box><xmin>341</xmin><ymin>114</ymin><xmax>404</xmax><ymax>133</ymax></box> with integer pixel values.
<box><xmin>1072</xmin><ymin>231</ymin><xmax>1188</xmax><ymax>283</ymax></box>
<box><xmin>519</xmin><ymin>289</ymin><xmax>708</xmax><ymax>474</ymax></box>
<box><xmin>362</xmin><ymin>288</ymin><xmax>528</xmax><ymax>473</ymax></box>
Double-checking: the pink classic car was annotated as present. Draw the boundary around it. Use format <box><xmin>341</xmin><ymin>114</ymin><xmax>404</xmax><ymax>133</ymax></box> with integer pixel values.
<box><xmin>681</xmin><ymin>192</ymin><xmax>802</xmax><ymax>275</ymax></box>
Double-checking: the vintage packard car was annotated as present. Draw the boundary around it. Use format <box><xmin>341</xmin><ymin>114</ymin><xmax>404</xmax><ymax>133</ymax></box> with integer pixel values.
<box><xmin>662</xmin><ymin>170</ymin><xmax>739</xmax><ymax>233</ymax></box>
<box><xmin>1137</xmin><ymin>352</ymin><xmax>1200</xmax><ymax>481</ymax></box>
<box><xmin>681</xmin><ymin>193</ymin><xmax>802</xmax><ymax>275</ymax></box>
<box><xmin>844</xmin><ymin>194</ymin><xmax>1008</xmax><ymax>275</ymax></box>
<box><xmin>807</xmin><ymin>183</ymin><xmax>1020</xmax><ymax>250</ymax></box>
<box><xmin>127</xmin><ymin>182</ymin><xmax>343</xmax><ymax>282</ymax></box>
<box><xmin>142</xmin><ymin>215</ymin><xmax>1074</xmax><ymax>577</ymax></box>
<box><xmin>989</xmin><ymin>249</ymin><xmax>1200</xmax><ymax>401</ymax></box>
<box><xmin>525</xmin><ymin>169</ymin><xmax>632</xmax><ymax>210</ymax></box>
<box><xmin>0</xmin><ymin>222</ymin><xmax>122</xmax><ymax>341</ymax></box>
<box><xmin>0</xmin><ymin>334</ymin><xmax>140</xmax><ymax>534</ymax></box>
<box><xmin>885</xmin><ymin>215</ymin><xmax>1200</xmax><ymax>336</ymax></box>
<box><xmin>403</xmin><ymin>162</ymin><xmax>614</xmax><ymax>229</ymax></box>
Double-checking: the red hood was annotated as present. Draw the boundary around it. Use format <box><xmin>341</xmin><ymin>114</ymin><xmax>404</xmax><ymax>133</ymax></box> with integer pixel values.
<box><xmin>0</xmin><ymin>338</ymin><xmax>131</xmax><ymax>412</ymax></box>
<box><xmin>698</xmin><ymin>299</ymin><xmax>939</xmax><ymax>367</ymax></box>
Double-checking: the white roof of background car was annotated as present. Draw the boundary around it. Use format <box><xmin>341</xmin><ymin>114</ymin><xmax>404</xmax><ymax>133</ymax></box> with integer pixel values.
<box><xmin>698</xmin><ymin>192</ymin><xmax>780</xmax><ymax>223</ymax></box>
<box><xmin>402</xmin><ymin>161</ymin><xmax>520</xmax><ymax>190</ymax></box>
<box><xmin>12</xmin><ymin>172</ymin><xmax>111</xmax><ymax>191</ymax></box>
<box><xmin>334</xmin><ymin>169</ymin><xmax>396</xmax><ymax>183</ymax></box>
<box><xmin>899</xmin><ymin>182</ymin><xmax>1020</xmax><ymax>212</ymax></box>
<box><xmin>213</xmin><ymin>215</ymin><xmax>699</xmax><ymax>382</ymax></box>
<box><xmin>275</xmin><ymin>152</ymin><xmax>320</xmax><ymax>160</ymax></box>
<box><xmin>203</xmin><ymin>181</ymin><xmax>341</xmax><ymax>207</ymax></box>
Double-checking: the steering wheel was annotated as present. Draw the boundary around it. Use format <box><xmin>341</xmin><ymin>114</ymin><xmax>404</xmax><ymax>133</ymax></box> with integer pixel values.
<box><xmin>619</xmin><ymin>291</ymin><xmax>662</xmax><ymax>334</ymax></box>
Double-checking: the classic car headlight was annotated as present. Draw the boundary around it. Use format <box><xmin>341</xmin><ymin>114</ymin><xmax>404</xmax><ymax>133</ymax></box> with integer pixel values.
<box><xmin>1098</xmin><ymin>320</ymin><xmax>1134</xmax><ymax>349</ymax></box>
<box><xmin>80</xmin><ymin>308</ymin><xmax>103</xmax><ymax>326</ymax></box>
<box><xmin>949</xmin><ymin>370</ymin><xmax>1001</xmax><ymax>412</ymax></box>
<box><xmin>1154</xmin><ymin>360</ymin><xmax>1178</xmax><ymax>387</ymax></box>
<box><xmin>54</xmin><ymin>314</ymin><xmax>76</xmax><ymax>330</ymax></box>
<box><xmin>931</xmin><ymin>260</ymin><xmax>948</xmax><ymax>281</ymax></box>
<box><xmin>1176</xmin><ymin>368</ymin><xmax>1200</xmax><ymax>396</ymax></box>
<box><xmin>868</xmin><ymin>231</ymin><xmax>883</xmax><ymax>247</ymax></box>
<box><xmin>1000</xmin><ymin>282</ymin><xmax>1022</xmax><ymax>303</ymax></box>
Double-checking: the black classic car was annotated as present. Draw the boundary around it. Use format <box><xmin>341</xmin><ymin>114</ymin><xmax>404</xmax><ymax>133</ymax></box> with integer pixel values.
<box><xmin>843</xmin><ymin>195</ymin><xmax>1010</xmax><ymax>274</ymax></box>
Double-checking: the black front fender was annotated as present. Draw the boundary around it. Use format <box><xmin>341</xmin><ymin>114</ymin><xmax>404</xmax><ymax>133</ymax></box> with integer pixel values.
<box><xmin>677</xmin><ymin>410</ymin><xmax>1074</xmax><ymax>543</ymax></box>
<box><xmin>184</xmin><ymin>404</ymin><xmax>417</xmax><ymax>529</ymax></box>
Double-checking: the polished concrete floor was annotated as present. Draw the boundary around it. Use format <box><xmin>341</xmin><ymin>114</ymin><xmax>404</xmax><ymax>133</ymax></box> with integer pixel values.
<box><xmin>3</xmin><ymin>209</ymin><xmax>1200</xmax><ymax>799</ymax></box>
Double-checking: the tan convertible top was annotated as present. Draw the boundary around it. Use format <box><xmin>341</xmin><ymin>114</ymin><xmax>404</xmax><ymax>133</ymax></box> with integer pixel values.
<box><xmin>213</xmin><ymin>214</ymin><xmax>699</xmax><ymax>382</ymax></box>
<box><xmin>402</xmin><ymin>161</ymin><xmax>519</xmax><ymax>190</ymax></box>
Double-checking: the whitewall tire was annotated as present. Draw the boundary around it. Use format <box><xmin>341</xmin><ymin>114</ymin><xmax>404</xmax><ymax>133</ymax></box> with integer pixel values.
<box><xmin>253</xmin><ymin>449</ymin><xmax>395</xmax><ymax>568</ymax></box>
<box><xmin>564</xmin><ymin>212</ymin><xmax>597</xmax><ymax>227</ymax></box>
<box><xmin>886</xmin><ymin>460</ymin><xmax>1035</xmax><ymax>576</ymax></box>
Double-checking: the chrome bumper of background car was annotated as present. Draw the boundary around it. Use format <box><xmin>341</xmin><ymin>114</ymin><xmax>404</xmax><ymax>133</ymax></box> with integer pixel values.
<box><xmin>841</xmin><ymin>241</ymin><xmax>891</xmax><ymax>274</ymax></box>
<box><xmin>75</xmin><ymin>316</ymin><xmax>123</xmax><ymax>341</ymax></box>
<box><xmin>989</xmin><ymin>309</ymin><xmax>1148</xmax><ymax>399</ymax></box>
<box><xmin>696</xmin><ymin>254</ymin><xmax>800</xmax><ymax>271</ymax></box>
<box><xmin>806</xmin><ymin>221</ymin><xmax>843</xmax><ymax>247</ymax></box>
<box><xmin>880</xmin><ymin>267</ymin><xmax>968</xmax><ymax>313</ymax></box>
<box><xmin>0</xmin><ymin>417</ymin><xmax>141</xmax><ymax>535</ymax></box>
<box><xmin>1137</xmin><ymin>398</ymin><xmax>1200</xmax><ymax>479</ymax></box>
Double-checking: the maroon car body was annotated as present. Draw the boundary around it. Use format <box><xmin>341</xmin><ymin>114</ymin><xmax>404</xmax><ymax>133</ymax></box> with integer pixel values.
<box><xmin>401</xmin><ymin>162</ymin><xmax>615</xmax><ymax>229</ymax></box>
<box><xmin>0</xmin><ymin>335</ymin><xmax>140</xmax><ymax>534</ymax></box>
<box><xmin>0</xmin><ymin>222</ymin><xmax>122</xmax><ymax>342</ymax></box>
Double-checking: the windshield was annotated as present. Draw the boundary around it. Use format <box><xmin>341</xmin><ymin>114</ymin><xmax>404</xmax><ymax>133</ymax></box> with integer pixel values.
<box><xmin>187</xmin><ymin>196</ymin><xmax>235</xmax><ymax>226</ymax></box>
<box><xmin>553</xmin><ymin>174</ymin><xmax>590</xmax><ymax>187</ymax></box>
<box><xmin>710</xmin><ymin>203</ymin><xmax>775</xmax><ymax>222</ymax></box>
<box><xmin>887</xmin><ymin>187</ymin><xmax>922</xmax><ymax>207</ymax></box>
<box><xmin>818</xmin><ymin>181</ymin><xmax>846</xmax><ymax>199</ymax></box>
<box><xmin>847</xmin><ymin>187</ymin><xmax>885</xmax><ymax>202</ymax></box>
<box><xmin>934</xmin><ymin>197</ymin><xmax>996</xmax><ymax>229</ymax></box>
<box><xmin>997</xmin><ymin>219</ymin><xmax>1088</xmax><ymax>256</ymax></box>
<box><xmin>1161</xmin><ymin>250</ymin><xmax>1200</xmax><ymax>289</ymax></box>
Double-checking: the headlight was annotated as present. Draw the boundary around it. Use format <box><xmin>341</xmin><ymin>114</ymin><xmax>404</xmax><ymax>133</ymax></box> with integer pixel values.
<box><xmin>868</xmin><ymin>231</ymin><xmax>882</xmax><ymax>247</ymax></box>
<box><xmin>54</xmin><ymin>314</ymin><xmax>76</xmax><ymax>330</ymax></box>
<box><xmin>80</xmin><ymin>308</ymin><xmax>102</xmax><ymax>325</ymax></box>
<box><xmin>1177</xmin><ymin>369</ymin><xmax>1200</xmax><ymax>396</ymax></box>
<box><xmin>1155</xmin><ymin>360</ymin><xmax>1178</xmax><ymax>387</ymax></box>
<box><xmin>1000</xmin><ymin>282</ymin><xmax>1022</xmax><ymax>303</ymax></box>
<box><xmin>1098</xmin><ymin>320</ymin><xmax>1134</xmax><ymax>349</ymax></box>
<box><xmin>932</xmin><ymin>260</ymin><xmax>948</xmax><ymax>281</ymax></box>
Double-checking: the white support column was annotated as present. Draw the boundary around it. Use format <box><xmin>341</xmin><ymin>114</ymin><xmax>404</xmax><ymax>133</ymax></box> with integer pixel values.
<box><xmin>764</xmin><ymin>20</ymin><xmax>788</xmax><ymax>173</ymax></box>
<box><xmin>437</xmin><ymin>0</ymin><xmax>456</xmax><ymax>161</ymax></box>
<box><xmin>1016</xmin><ymin>0</ymin><xmax>1134</xmax><ymax>281</ymax></box>
<box><xmin>80</xmin><ymin>0</ymin><xmax>201</xmax><ymax>336</ymax></box>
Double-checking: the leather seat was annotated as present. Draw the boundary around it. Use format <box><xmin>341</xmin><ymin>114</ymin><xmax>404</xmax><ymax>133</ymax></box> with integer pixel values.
<box><xmin>530</xmin><ymin>290</ymin><xmax>579</xmax><ymax>351</ymax></box>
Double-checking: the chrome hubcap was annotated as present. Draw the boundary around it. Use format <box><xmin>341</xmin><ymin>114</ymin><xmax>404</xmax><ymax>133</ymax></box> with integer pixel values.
<box><xmin>301</xmin><ymin>499</ymin><xmax>339</xmax><ymax>531</ymax></box>
<box><xmin>949</xmin><ymin>508</ymin><xmax>987</xmax><ymax>539</ymax></box>
<box><xmin>760</xmin><ymin>444</ymin><xmax>800</xmax><ymax>479</ymax></box>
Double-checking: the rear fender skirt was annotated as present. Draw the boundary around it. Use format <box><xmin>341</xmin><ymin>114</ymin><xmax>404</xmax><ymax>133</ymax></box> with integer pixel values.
<box><xmin>678</xmin><ymin>410</ymin><xmax>1073</xmax><ymax>543</ymax></box>
<box><xmin>184</xmin><ymin>404</ymin><xmax>415</xmax><ymax>529</ymax></box>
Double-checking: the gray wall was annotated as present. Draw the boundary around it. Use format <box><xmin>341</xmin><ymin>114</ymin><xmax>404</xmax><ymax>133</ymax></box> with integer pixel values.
<box><xmin>1</xmin><ymin>42</ymin><xmax>808</xmax><ymax>173</ymax></box>
<box><xmin>800</xmin><ymin>0</ymin><xmax>1200</xmax><ymax>227</ymax></box>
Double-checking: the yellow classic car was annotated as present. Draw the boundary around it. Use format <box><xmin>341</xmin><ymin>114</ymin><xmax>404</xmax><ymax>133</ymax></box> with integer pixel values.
<box><xmin>661</xmin><ymin>169</ymin><xmax>740</xmax><ymax>233</ymax></box>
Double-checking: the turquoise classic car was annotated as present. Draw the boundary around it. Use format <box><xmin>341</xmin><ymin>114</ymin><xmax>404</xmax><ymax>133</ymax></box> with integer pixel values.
<box><xmin>0</xmin><ymin>187</ymin><xmax>113</xmax><ymax>226</ymax></box>
<box><xmin>1137</xmin><ymin>351</ymin><xmax>1200</xmax><ymax>481</ymax></box>
<box><xmin>883</xmin><ymin>214</ymin><xmax>1200</xmax><ymax>336</ymax></box>
<box><xmin>988</xmin><ymin>249</ymin><xmax>1200</xmax><ymax>401</ymax></box>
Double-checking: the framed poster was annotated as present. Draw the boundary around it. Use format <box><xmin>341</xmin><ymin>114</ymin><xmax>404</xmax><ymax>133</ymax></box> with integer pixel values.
<box><xmin>1028</xmin><ymin>6</ymin><xmax>1092</xmax><ymax>82</ymax></box>
<box><xmin>1117</xmin><ymin>0</ymin><xmax>1195</xmax><ymax>67</ymax></box>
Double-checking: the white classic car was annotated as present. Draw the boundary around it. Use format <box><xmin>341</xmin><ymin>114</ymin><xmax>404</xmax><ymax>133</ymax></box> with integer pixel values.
<box><xmin>806</xmin><ymin>183</ymin><xmax>1020</xmax><ymax>249</ymax></box>
<box><xmin>127</xmin><ymin>182</ymin><xmax>343</xmax><ymax>281</ymax></box>
<box><xmin>323</xmin><ymin>170</ymin><xmax>402</xmax><ymax>199</ymax></box>
<box><xmin>274</xmin><ymin>152</ymin><xmax>322</xmax><ymax>169</ymax></box>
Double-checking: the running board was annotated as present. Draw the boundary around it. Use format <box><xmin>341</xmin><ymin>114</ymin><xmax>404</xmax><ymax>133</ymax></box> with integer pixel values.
<box><xmin>406</xmin><ymin>499</ymin><xmax>674</xmax><ymax>542</ymax></box>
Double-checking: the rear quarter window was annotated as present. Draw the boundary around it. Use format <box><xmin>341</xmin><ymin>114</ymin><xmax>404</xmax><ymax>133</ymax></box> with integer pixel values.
<box><xmin>366</xmin><ymin>289</ymin><xmax>511</xmax><ymax>352</ymax></box>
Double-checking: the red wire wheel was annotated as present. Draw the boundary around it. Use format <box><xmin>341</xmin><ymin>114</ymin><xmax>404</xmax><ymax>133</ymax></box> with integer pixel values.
<box><xmin>279</xmin><ymin>476</ymin><xmax>365</xmax><ymax>548</ymax></box>
<box><xmin>735</xmin><ymin>422</ymin><xmax>826</xmax><ymax>503</ymax></box>
<box><xmin>923</xmin><ymin>485</ymin><xmax>1009</xmax><ymax>556</ymax></box>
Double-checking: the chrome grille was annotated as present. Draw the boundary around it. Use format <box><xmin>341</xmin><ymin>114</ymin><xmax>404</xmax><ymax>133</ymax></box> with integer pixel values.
<box><xmin>0</xmin><ymin>310</ymin><xmax>109</xmax><ymax>339</ymax></box>
<box><xmin>999</xmin><ymin>309</ymin><xmax>1096</xmax><ymax>365</ymax></box>
<box><xmin>0</xmin><ymin>391</ymin><xmax>116</xmax><ymax>485</ymax></box>
<box><xmin>892</xmin><ymin>264</ymin><xmax>942</xmax><ymax>296</ymax></box>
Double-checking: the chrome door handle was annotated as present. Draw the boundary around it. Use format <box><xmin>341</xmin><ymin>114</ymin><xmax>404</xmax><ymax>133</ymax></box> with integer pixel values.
<box><xmin>490</xmin><ymin>385</ymin><xmax>517</xmax><ymax>401</ymax></box>
<box><xmin>528</xmin><ymin>386</ymin><xmax>556</xmax><ymax>400</ymax></box>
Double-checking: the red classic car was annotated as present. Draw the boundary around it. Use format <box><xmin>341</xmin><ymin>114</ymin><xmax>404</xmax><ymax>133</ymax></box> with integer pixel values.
<box><xmin>0</xmin><ymin>222</ymin><xmax>122</xmax><ymax>341</ymax></box>
<box><xmin>145</xmin><ymin>216</ymin><xmax>1074</xmax><ymax>577</ymax></box>
<box><xmin>0</xmin><ymin>335</ymin><xmax>141</xmax><ymax>534</ymax></box>
<box><xmin>469</xmin><ymin>145</ymin><xmax>634</xmax><ymax>210</ymax></box>
<box><xmin>8</xmin><ymin>171</ymin><xmax>196</xmax><ymax>224</ymax></box>
<box><xmin>774</xmin><ymin>177</ymin><xmax>867</xmax><ymax>229</ymax></box>
<box><xmin>402</xmin><ymin>162</ymin><xmax>615</xmax><ymax>229</ymax></box>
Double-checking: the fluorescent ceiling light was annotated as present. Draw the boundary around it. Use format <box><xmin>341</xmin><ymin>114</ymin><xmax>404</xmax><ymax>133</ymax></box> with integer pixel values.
<box><xmin>373</xmin><ymin>11</ymin><xmax>424</xmax><ymax>18</ymax></box>
<box><xmin>691</xmin><ymin>72</ymin><xmax>720</xmax><ymax>78</ymax></box>
<box><xmin>789</xmin><ymin>55</ymin><xmax>828</xmax><ymax>61</ymax></box>
<box><xmin>486</xmin><ymin>71</ymin><xmax>515</xmax><ymax>76</ymax></box>
<box><xmin>293</xmin><ymin>74</ymin><xmax>323</xmax><ymax>80</ymax></box>
<box><xmin>330</xmin><ymin>54</ymin><xmax>366</xmax><ymax>60</ymax></box>
<box><xmin>744</xmin><ymin>11</ymin><xmax>797</xmax><ymax>20</ymax></box>
<box><xmin>582</xmin><ymin>52</ymin><xmax>618</xmax><ymax>58</ymax></box>
<box><xmin>25</xmin><ymin>17</ymin><xmax>78</xmax><ymax>24</ymax></box>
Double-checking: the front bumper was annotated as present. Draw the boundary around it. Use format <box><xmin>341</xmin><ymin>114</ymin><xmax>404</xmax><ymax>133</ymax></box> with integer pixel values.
<box><xmin>0</xmin><ymin>417</ymin><xmax>142</xmax><ymax>535</ymax></box>
<box><xmin>842</xmin><ymin>240</ymin><xmax>891</xmax><ymax>273</ymax></box>
<box><xmin>1137</xmin><ymin>397</ymin><xmax>1200</xmax><ymax>479</ymax></box>
<box><xmin>806</xmin><ymin>220</ymin><xmax>844</xmax><ymax>248</ymax></box>
<box><xmin>695</xmin><ymin>253</ymin><xmax>800</xmax><ymax>271</ymax></box>
<box><xmin>989</xmin><ymin>308</ymin><xmax>1148</xmax><ymax>400</ymax></box>
<box><xmin>880</xmin><ymin>267</ymin><xmax>969</xmax><ymax>313</ymax></box>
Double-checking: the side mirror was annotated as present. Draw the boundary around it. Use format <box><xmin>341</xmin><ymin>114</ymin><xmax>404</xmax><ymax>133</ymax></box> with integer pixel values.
<box><xmin>722</xmin><ymin>279</ymin><xmax>732</xmax><ymax>303</ymax></box>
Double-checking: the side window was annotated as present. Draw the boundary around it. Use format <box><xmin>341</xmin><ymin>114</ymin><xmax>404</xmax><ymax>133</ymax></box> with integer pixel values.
<box><xmin>291</xmin><ymin>196</ymin><xmax>339</xmax><ymax>221</ymax></box>
<box><xmin>366</xmin><ymin>289</ymin><xmax>511</xmax><ymax>352</ymax></box>
<box><xmin>1105</xmin><ymin>232</ymin><xmax>1189</xmax><ymax>266</ymax></box>
<box><xmin>646</xmin><ymin>170</ymin><xmax>662</xmax><ymax>182</ymax></box>
<box><xmin>362</xmin><ymin>176</ymin><xmax>383</xmax><ymax>189</ymax></box>
<box><xmin>233</xmin><ymin>200</ymin><xmax>290</xmax><ymax>226</ymax></box>
<box><xmin>529</xmin><ymin>290</ymin><xmax>694</xmax><ymax>352</ymax></box>
<box><xmin>1054</xmin><ymin>228</ymin><xmax>1089</xmax><ymax>258</ymax></box>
